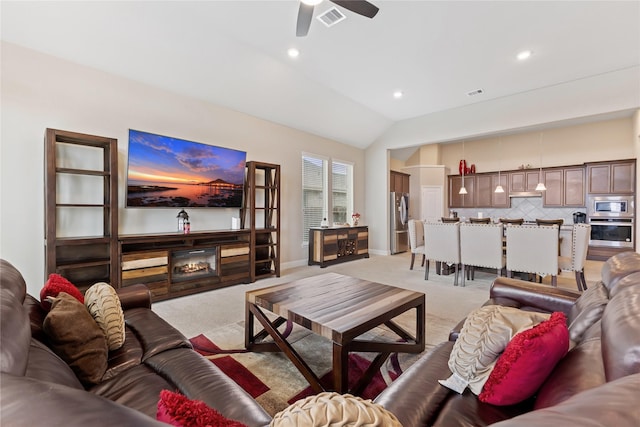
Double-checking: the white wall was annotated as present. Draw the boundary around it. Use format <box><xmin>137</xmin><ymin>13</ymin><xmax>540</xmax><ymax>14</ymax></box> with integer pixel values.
<box><xmin>0</xmin><ymin>42</ymin><xmax>365</xmax><ymax>295</ymax></box>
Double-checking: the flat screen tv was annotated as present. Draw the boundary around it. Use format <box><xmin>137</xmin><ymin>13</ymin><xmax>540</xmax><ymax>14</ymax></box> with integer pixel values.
<box><xmin>126</xmin><ymin>129</ymin><xmax>246</xmax><ymax>208</ymax></box>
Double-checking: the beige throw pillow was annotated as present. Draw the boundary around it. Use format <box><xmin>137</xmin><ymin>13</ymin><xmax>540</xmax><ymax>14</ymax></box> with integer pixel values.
<box><xmin>441</xmin><ymin>305</ymin><xmax>550</xmax><ymax>395</ymax></box>
<box><xmin>84</xmin><ymin>282</ymin><xmax>126</xmax><ymax>351</ymax></box>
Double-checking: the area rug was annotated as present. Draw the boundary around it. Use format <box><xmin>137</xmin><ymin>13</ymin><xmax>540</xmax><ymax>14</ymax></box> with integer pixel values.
<box><xmin>189</xmin><ymin>319</ymin><xmax>432</xmax><ymax>416</ymax></box>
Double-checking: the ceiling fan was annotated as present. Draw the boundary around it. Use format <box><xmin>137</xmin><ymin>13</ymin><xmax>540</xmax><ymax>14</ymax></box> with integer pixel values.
<box><xmin>296</xmin><ymin>0</ymin><xmax>379</xmax><ymax>37</ymax></box>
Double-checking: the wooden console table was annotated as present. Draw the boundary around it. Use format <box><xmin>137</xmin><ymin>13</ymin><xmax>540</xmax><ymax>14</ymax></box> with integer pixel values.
<box><xmin>308</xmin><ymin>226</ymin><xmax>369</xmax><ymax>267</ymax></box>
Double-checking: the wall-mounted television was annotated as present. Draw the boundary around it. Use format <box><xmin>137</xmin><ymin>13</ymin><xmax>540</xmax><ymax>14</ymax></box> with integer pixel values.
<box><xmin>126</xmin><ymin>129</ymin><xmax>246</xmax><ymax>208</ymax></box>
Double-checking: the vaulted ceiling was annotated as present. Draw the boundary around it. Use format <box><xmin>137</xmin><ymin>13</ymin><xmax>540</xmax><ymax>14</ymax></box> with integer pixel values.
<box><xmin>2</xmin><ymin>1</ymin><xmax>639</xmax><ymax>149</ymax></box>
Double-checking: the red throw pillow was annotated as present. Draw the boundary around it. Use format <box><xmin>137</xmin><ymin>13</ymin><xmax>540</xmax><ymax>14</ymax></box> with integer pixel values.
<box><xmin>157</xmin><ymin>390</ymin><xmax>247</xmax><ymax>427</ymax></box>
<box><xmin>40</xmin><ymin>274</ymin><xmax>84</xmax><ymax>311</ymax></box>
<box><xmin>479</xmin><ymin>312</ymin><xmax>569</xmax><ymax>406</ymax></box>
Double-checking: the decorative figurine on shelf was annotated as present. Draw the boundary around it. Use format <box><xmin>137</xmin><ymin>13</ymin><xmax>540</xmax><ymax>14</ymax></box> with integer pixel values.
<box><xmin>177</xmin><ymin>209</ymin><xmax>189</xmax><ymax>232</ymax></box>
<box><xmin>183</xmin><ymin>219</ymin><xmax>191</xmax><ymax>234</ymax></box>
<box><xmin>459</xmin><ymin>159</ymin><xmax>467</xmax><ymax>175</ymax></box>
<box><xmin>352</xmin><ymin>212</ymin><xmax>361</xmax><ymax>226</ymax></box>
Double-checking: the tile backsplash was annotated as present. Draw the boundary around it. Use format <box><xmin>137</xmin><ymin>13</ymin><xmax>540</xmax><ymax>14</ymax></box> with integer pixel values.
<box><xmin>453</xmin><ymin>197</ymin><xmax>586</xmax><ymax>224</ymax></box>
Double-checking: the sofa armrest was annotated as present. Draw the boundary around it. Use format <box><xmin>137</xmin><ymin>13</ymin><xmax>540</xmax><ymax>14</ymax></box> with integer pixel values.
<box><xmin>116</xmin><ymin>284</ymin><xmax>152</xmax><ymax>310</ymax></box>
<box><xmin>490</xmin><ymin>277</ymin><xmax>580</xmax><ymax>315</ymax></box>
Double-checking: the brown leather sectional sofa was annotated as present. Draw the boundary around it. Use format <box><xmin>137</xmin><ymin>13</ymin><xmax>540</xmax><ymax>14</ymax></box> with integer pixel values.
<box><xmin>0</xmin><ymin>259</ymin><xmax>272</xmax><ymax>427</ymax></box>
<box><xmin>374</xmin><ymin>251</ymin><xmax>640</xmax><ymax>426</ymax></box>
<box><xmin>2</xmin><ymin>252</ymin><xmax>639</xmax><ymax>426</ymax></box>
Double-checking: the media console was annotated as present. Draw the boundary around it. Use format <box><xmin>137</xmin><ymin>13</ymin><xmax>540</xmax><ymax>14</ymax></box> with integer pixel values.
<box><xmin>119</xmin><ymin>230</ymin><xmax>250</xmax><ymax>301</ymax></box>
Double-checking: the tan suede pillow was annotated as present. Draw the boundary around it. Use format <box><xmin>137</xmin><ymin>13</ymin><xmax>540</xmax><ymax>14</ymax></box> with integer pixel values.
<box><xmin>84</xmin><ymin>282</ymin><xmax>125</xmax><ymax>351</ymax></box>
<box><xmin>43</xmin><ymin>292</ymin><xmax>108</xmax><ymax>385</ymax></box>
<box><xmin>441</xmin><ymin>305</ymin><xmax>550</xmax><ymax>395</ymax></box>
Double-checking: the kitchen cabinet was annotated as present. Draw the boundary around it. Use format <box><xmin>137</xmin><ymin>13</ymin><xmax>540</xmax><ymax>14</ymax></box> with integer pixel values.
<box><xmin>509</xmin><ymin>170</ymin><xmax>540</xmax><ymax>193</ymax></box>
<box><xmin>563</xmin><ymin>167</ymin><xmax>586</xmax><ymax>206</ymax></box>
<box><xmin>449</xmin><ymin>175</ymin><xmax>476</xmax><ymax>207</ymax></box>
<box><xmin>587</xmin><ymin>160</ymin><xmax>635</xmax><ymax>194</ymax></box>
<box><xmin>542</xmin><ymin>168</ymin><xmax>564</xmax><ymax>206</ymax></box>
<box><xmin>390</xmin><ymin>170</ymin><xmax>410</xmax><ymax>193</ymax></box>
<box><xmin>476</xmin><ymin>173</ymin><xmax>510</xmax><ymax>208</ymax></box>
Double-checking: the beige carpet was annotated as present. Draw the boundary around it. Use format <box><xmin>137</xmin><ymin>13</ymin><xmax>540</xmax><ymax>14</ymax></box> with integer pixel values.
<box><xmin>154</xmin><ymin>252</ymin><xmax>603</xmax><ymax>415</ymax></box>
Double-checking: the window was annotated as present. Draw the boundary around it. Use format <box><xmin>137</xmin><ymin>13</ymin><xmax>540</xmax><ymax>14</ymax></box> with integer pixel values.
<box><xmin>302</xmin><ymin>153</ymin><xmax>353</xmax><ymax>244</ymax></box>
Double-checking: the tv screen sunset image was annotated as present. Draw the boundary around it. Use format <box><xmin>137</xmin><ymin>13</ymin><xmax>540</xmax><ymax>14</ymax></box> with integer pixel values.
<box><xmin>126</xmin><ymin>130</ymin><xmax>246</xmax><ymax>208</ymax></box>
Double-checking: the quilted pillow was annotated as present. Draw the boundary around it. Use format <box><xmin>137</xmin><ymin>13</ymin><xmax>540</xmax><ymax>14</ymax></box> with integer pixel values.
<box><xmin>567</xmin><ymin>281</ymin><xmax>608</xmax><ymax>344</ymax></box>
<box><xmin>40</xmin><ymin>273</ymin><xmax>84</xmax><ymax>311</ymax></box>
<box><xmin>270</xmin><ymin>392</ymin><xmax>401</xmax><ymax>427</ymax></box>
<box><xmin>440</xmin><ymin>305</ymin><xmax>550</xmax><ymax>394</ymax></box>
<box><xmin>157</xmin><ymin>390</ymin><xmax>247</xmax><ymax>427</ymax></box>
<box><xmin>479</xmin><ymin>312</ymin><xmax>569</xmax><ymax>406</ymax></box>
<box><xmin>42</xmin><ymin>292</ymin><xmax>108</xmax><ymax>385</ymax></box>
<box><xmin>84</xmin><ymin>282</ymin><xmax>125</xmax><ymax>351</ymax></box>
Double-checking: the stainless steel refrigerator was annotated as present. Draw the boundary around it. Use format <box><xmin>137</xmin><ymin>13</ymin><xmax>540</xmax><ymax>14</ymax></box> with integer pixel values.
<box><xmin>390</xmin><ymin>192</ymin><xmax>409</xmax><ymax>254</ymax></box>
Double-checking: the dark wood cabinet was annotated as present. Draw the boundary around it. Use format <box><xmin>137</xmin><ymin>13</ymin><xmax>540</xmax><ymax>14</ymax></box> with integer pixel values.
<box><xmin>542</xmin><ymin>168</ymin><xmax>564</xmax><ymax>206</ymax></box>
<box><xmin>44</xmin><ymin>129</ymin><xmax>118</xmax><ymax>292</ymax></box>
<box><xmin>587</xmin><ymin>160</ymin><xmax>635</xmax><ymax>194</ymax></box>
<box><xmin>475</xmin><ymin>173</ymin><xmax>510</xmax><ymax>208</ymax></box>
<box><xmin>308</xmin><ymin>226</ymin><xmax>369</xmax><ymax>267</ymax></box>
<box><xmin>509</xmin><ymin>170</ymin><xmax>540</xmax><ymax>193</ymax></box>
<box><xmin>390</xmin><ymin>170</ymin><xmax>410</xmax><ymax>193</ymax></box>
<box><xmin>564</xmin><ymin>167</ymin><xmax>586</xmax><ymax>206</ymax></box>
<box><xmin>119</xmin><ymin>230</ymin><xmax>251</xmax><ymax>301</ymax></box>
<box><xmin>448</xmin><ymin>175</ymin><xmax>476</xmax><ymax>207</ymax></box>
<box><xmin>241</xmin><ymin>161</ymin><xmax>280</xmax><ymax>282</ymax></box>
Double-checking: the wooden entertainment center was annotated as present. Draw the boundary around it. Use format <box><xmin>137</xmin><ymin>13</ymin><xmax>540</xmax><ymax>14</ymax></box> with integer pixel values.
<box><xmin>44</xmin><ymin>129</ymin><xmax>280</xmax><ymax>302</ymax></box>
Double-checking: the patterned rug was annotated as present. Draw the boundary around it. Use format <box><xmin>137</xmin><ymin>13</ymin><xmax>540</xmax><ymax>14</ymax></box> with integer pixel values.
<box><xmin>189</xmin><ymin>318</ymin><xmax>432</xmax><ymax>416</ymax></box>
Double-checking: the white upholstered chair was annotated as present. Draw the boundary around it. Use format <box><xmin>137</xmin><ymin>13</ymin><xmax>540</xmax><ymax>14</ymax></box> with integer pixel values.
<box><xmin>408</xmin><ymin>219</ymin><xmax>425</xmax><ymax>270</ymax></box>
<box><xmin>506</xmin><ymin>224</ymin><xmax>559</xmax><ymax>287</ymax></box>
<box><xmin>558</xmin><ymin>224</ymin><xmax>591</xmax><ymax>291</ymax></box>
<box><xmin>423</xmin><ymin>222</ymin><xmax>461</xmax><ymax>286</ymax></box>
<box><xmin>460</xmin><ymin>223</ymin><xmax>505</xmax><ymax>287</ymax></box>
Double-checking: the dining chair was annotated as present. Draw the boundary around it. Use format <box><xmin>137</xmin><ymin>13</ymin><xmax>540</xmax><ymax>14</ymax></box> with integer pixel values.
<box><xmin>558</xmin><ymin>224</ymin><xmax>591</xmax><ymax>291</ymax></box>
<box><xmin>441</xmin><ymin>217</ymin><xmax>460</xmax><ymax>223</ymax></box>
<box><xmin>408</xmin><ymin>219</ymin><xmax>426</xmax><ymax>270</ymax></box>
<box><xmin>460</xmin><ymin>223</ymin><xmax>505</xmax><ymax>287</ymax></box>
<box><xmin>469</xmin><ymin>217</ymin><xmax>491</xmax><ymax>224</ymax></box>
<box><xmin>506</xmin><ymin>224</ymin><xmax>559</xmax><ymax>287</ymax></box>
<box><xmin>499</xmin><ymin>218</ymin><xmax>524</xmax><ymax>225</ymax></box>
<box><xmin>536</xmin><ymin>218</ymin><xmax>564</xmax><ymax>255</ymax></box>
<box><xmin>424</xmin><ymin>222</ymin><xmax>461</xmax><ymax>285</ymax></box>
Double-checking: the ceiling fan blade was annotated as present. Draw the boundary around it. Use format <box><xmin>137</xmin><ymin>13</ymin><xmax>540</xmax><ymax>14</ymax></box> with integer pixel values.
<box><xmin>330</xmin><ymin>0</ymin><xmax>379</xmax><ymax>18</ymax></box>
<box><xmin>296</xmin><ymin>3</ymin><xmax>314</xmax><ymax>37</ymax></box>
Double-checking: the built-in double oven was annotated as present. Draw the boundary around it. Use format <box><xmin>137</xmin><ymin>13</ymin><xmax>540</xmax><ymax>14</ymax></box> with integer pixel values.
<box><xmin>587</xmin><ymin>195</ymin><xmax>635</xmax><ymax>248</ymax></box>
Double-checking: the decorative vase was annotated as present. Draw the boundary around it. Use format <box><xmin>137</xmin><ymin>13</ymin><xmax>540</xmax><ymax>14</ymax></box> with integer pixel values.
<box><xmin>459</xmin><ymin>160</ymin><xmax>467</xmax><ymax>175</ymax></box>
<box><xmin>470</xmin><ymin>164</ymin><xmax>476</xmax><ymax>174</ymax></box>
<box><xmin>353</xmin><ymin>219</ymin><xmax>359</xmax><ymax>226</ymax></box>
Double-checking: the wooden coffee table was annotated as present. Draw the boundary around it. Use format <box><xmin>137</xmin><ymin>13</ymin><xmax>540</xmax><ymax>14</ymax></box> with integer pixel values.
<box><xmin>245</xmin><ymin>272</ymin><xmax>425</xmax><ymax>394</ymax></box>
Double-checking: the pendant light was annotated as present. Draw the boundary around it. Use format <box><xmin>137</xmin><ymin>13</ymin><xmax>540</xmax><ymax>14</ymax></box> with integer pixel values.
<box><xmin>459</xmin><ymin>140</ymin><xmax>468</xmax><ymax>195</ymax></box>
<box><xmin>495</xmin><ymin>138</ymin><xmax>504</xmax><ymax>193</ymax></box>
<box><xmin>535</xmin><ymin>133</ymin><xmax>547</xmax><ymax>191</ymax></box>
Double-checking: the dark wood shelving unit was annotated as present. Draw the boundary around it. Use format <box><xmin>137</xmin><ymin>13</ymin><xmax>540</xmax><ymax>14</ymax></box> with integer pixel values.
<box><xmin>44</xmin><ymin>129</ymin><xmax>118</xmax><ymax>292</ymax></box>
<box><xmin>241</xmin><ymin>161</ymin><xmax>280</xmax><ymax>282</ymax></box>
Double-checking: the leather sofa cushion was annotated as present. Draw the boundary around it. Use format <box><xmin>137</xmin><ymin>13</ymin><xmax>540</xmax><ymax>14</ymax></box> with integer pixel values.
<box><xmin>102</xmin><ymin>327</ymin><xmax>144</xmax><ymax>381</ymax></box>
<box><xmin>124</xmin><ymin>308</ymin><xmax>191</xmax><ymax>361</ymax></box>
<box><xmin>600</xmin><ymin>251</ymin><xmax>640</xmax><ymax>294</ymax></box>
<box><xmin>0</xmin><ymin>259</ymin><xmax>31</xmax><ymax>377</ymax></box>
<box><xmin>89</xmin><ymin>364</ymin><xmax>176</xmax><ymax>417</ymax></box>
<box><xmin>534</xmin><ymin>335</ymin><xmax>605</xmax><ymax>409</ymax></box>
<box><xmin>25</xmin><ymin>338</ymin><xmax>83</xmax><ymax>390</ymax></box>
<box><xmin>602</xmin><ymin>281</ymin><xmax>640</xmax><ymax>381</ymax></box>
<box><xmin>567</xmin><ymin>280</ymin><xmax>608</xmax><ymax>344</ymax></box>
<box><xmin>491</xmin><ymin>374</ymin><xmax>640</xmax><ymax>427</ymax></box>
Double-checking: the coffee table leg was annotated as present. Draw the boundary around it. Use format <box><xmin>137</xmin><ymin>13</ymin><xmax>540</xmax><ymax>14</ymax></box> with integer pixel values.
<box><xmin>333</xmin><ymin>342</ymin><xmax>349</xmax><ymax>393</ymax></box>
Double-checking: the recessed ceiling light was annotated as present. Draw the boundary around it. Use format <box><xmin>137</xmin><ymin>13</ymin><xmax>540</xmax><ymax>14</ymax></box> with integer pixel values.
<box><xmin>517</xmin><ymin>50</ymin><xmax>533</xmax><ymax>61</ymax></box>
<box><xmin>393</xmin><ymin>90</ymin><xmax>403</xmax><ymax>99</ymax></box>
<box><xmin>287</xmin><ymin>48</ymin><xmax>300</xmax><ymax>58</ymax></box>
<box><xmin>302</xmin><ymin>0</ymin><xmax>323</xmax><ymax>5</ymax></box>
